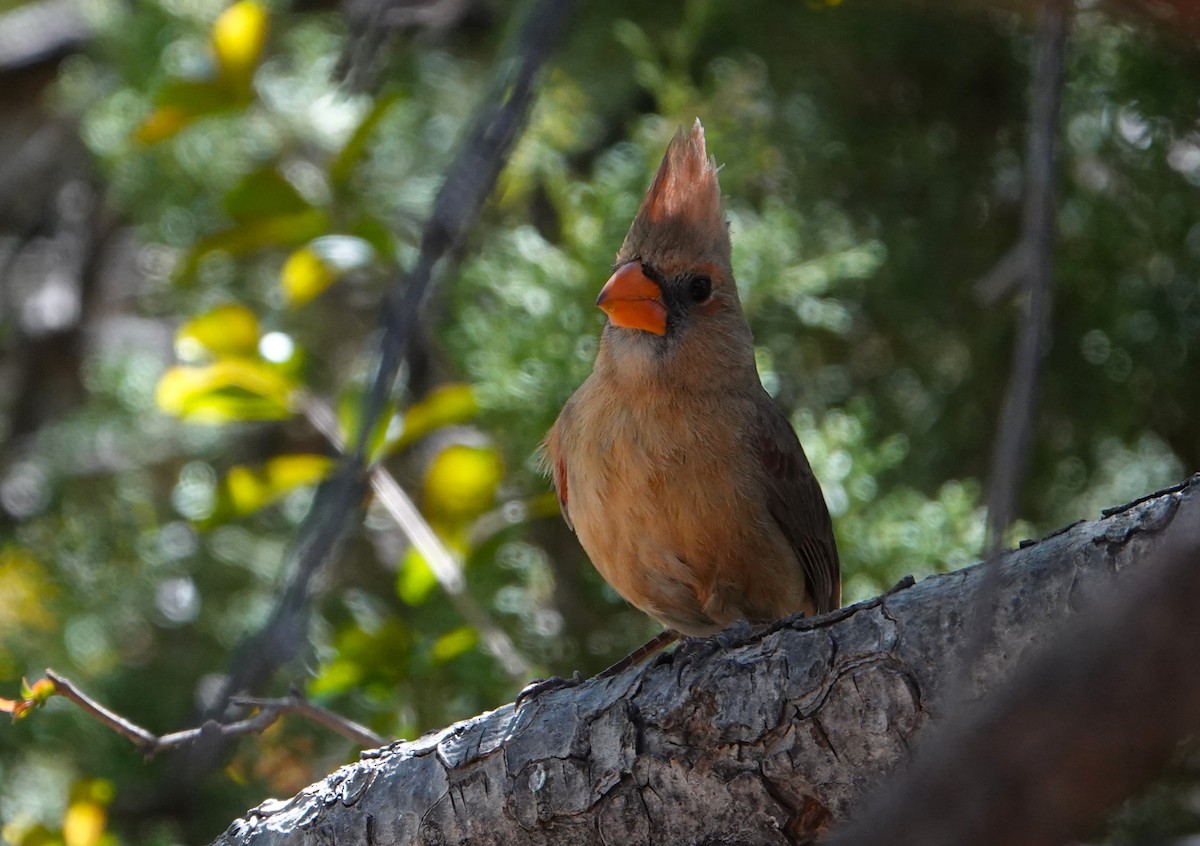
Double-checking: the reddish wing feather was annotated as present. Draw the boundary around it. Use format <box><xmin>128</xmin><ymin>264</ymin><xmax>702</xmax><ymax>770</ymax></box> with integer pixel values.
<box><xmin>554</xmin><ymin>455</ymin><xmax>574</xmax><ymax>532</ymax></box>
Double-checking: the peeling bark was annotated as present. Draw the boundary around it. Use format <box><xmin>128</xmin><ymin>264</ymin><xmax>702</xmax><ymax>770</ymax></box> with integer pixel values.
<box><xmin>211</xmin><ymin>476</ymin><xmax>1197</xmax><ymax>846</ymax></box>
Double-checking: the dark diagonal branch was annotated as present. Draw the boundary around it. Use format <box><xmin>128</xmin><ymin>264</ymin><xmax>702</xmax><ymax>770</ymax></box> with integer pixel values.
<box><xmin>184</xmin><ymin>0</ymin><xmax>578</xmax><ymax>781</ymax></box>
<box><xmin>980</xmin><ymin>0</ymin><xmax>1070</xmax><ymax>554</ymax></box>
<box><xmin>353</xmin><ymin>0</ymin><xmax>580</xmax><ymax>458</ymax></box>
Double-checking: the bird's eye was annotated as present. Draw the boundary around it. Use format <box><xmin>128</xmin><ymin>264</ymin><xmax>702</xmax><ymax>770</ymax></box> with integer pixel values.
<box><xmin>688</xmin><ymin>276</ymin><xmax>712</xmax><ymax>303</ymax></box>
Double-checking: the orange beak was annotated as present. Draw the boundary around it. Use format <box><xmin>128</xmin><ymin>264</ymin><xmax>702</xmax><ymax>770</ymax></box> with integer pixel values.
<box><xmin>596</xmin><ymin>262</ymin><xmax>667</xmax><ymax>336</ymax></box>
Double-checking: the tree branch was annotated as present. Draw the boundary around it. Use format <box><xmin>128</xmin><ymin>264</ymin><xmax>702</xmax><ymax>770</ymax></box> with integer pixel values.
<box><xmin>209</xmin><ymin>476</ymin><xmax>1199</xmax><ymax>846</ymax></box>
<box><xmin>980</xmin><ymin>0</ymin><xmax>1071</xmax><ymax>553</ymax></box>
<box><xmin>39</xmin><ymin>671</ymin><xmax>386</xmax><ymax>756</ymax></box>
<box><xmin>826</xmin><ymin>475</ymin><xmax>1200</xmax><ymax>846</ymax></box>
<box><xmin>232</xmin><ymin>695</ymin><xmax>387</xmax><ymax>749</ymax></box>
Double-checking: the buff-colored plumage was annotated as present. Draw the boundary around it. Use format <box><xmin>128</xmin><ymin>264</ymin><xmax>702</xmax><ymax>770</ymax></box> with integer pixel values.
<box><xmin>543</xmin><ymin>120</ymin><xmax>839</xmax><ymax>637</ymax></box>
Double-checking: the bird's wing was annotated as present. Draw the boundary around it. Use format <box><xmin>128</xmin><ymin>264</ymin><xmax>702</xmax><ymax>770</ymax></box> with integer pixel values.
<box><xmin>753</xmin><ymin>401</ymin><xmax>841</xmax><ymax>613</ymax></box>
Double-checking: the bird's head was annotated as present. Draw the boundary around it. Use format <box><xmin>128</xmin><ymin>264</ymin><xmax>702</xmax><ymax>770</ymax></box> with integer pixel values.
<box><xmin>596</xmin><ymin>120</ymin><xmax>754</xmax><ymax>382</ymax></box>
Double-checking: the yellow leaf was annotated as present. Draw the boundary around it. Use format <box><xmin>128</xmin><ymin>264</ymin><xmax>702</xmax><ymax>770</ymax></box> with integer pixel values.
<box><xmin>155</xmin><ymin>359</ymin><xmax>295</xmax><ymax>422</ymax></box>
<box><xmin>222</xmin><ymin>454</ymin><xmax>334</xmax><ymax>517</ymax></box>
<box><xmin>212</xmin><ymin>0</ymin><xmax>269</xmax><ymax>88</ymax></box>
<box><xmin>0</xmin><ymin>545</ymin><xmax>57</xmax><ymax>636</ymax></box>
<box><xmin>63</xmin><ymin>780</ymin><xmax>112</xmax><ymax>846</ymax></box>
<box><xmin>133</xmin><ymin>105</ymin><xmax>193</xmax><ymax>144</ymax></box>
<box><xmin>281</xmin><ymin>237</ymin><xmax>376</xmax><ymax>308</ymax></box>
<box><xmin>3</xmin><ymin>676</ymin><xmax>56</xmax><ymax>722</ymax></box>
<box><xmin>280</xmin><ymin>248</ymin><xmax>335</xmax><ymax>307</ymax></box>
<box><xmin>63</xmin><ymin>801</ymin><xmax>105</xmax><ymax>846</ymax></box>
<box><xmin>422</xmin><ymin>444</ymin><xmax>502</xmax><ymax>522</ymax></box>
<box><xmin>26</xmin><ymin>678</ymin><xmax>57</xmax><ymax>702</ymax></box>
<box><xmin>431</xmin><ymin>626</ymin><xmax>477</xmax><ymax>663</ymax></box>
<box><xmin>380</xmin><ymin>384</ymin><xmax>479</xmax><ymax>457</ymax></box>
<box><xmin>175</xmin><ymin>303</ymin><xmax>261</xmax><ymax>362</ymax></box>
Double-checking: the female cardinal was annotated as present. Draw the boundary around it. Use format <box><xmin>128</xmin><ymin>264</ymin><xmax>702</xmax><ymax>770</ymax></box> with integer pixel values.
<box><xmin>543</xmin><ymin>120</ymin><xmax>840</xmax><ymax>649</ymax></box>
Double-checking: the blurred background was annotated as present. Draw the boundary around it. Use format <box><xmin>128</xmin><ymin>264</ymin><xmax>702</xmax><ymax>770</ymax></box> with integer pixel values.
<box><xmin>1</xmin><ymin>0</ymin><xmax>1198</xmax><ymax>842</ymax></box>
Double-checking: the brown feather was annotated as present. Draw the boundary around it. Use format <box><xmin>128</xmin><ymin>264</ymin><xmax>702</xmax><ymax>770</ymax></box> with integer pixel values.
<box><xmin>753</xmin><ymin>402</ymin><xmax>841</xmax><ymax>612</ymax></box>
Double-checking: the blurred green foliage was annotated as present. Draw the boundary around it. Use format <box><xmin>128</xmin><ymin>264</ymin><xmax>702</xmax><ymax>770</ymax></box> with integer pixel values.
<box><xmin>1</xmin><ymin>0</ymin><xmax>1198</xmax><ymax>842</ymax></box>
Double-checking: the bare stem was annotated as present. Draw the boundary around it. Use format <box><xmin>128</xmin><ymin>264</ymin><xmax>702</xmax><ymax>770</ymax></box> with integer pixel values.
<box><xmin>45</xmin><ymin>670</ymin><xmax>387</xmax><ymax>758</ymax></box>
<box><xmin>300</xmin><ymin>393</ymin><xmax>530</xmax><ymax>679</ymax></box>
<box><xmin>232</xmin><ymin>694</ymin><xmax>387</xmax><ymax>748</ymax></box>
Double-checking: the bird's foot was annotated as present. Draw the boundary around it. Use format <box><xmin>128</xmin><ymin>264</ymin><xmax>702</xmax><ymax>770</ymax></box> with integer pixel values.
<box><xmin>713</xmin><ymin>618</ymin><xmax>757</xmax><ymax>650</ymax></box>
<box><xmin>763</xmin><ymin>609</ymin><xmax>809</xmax><ymax>636</ymax></box>
<box><xmin>674</xmin><ymin>620</ymin><xmax>756</xmax><ymax>667</ymax></box>
<box><xmin>515</xmin><ymin>671</ymin><xmax>583</xmax><ymax>708</ymax></box>
<box><xmin>672</xmin><ymin>636</ymin><xmax>715</xmax><ymax>667</ymax></box>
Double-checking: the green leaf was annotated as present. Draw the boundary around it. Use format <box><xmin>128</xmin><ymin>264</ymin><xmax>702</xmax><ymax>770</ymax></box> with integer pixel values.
<box><xmin>224</xmin><ymin>168</ymin><xmax>312</xmax><ymax>223</ymax></box>
<box><xmin>396</xmin><ymin>547</ymin><xmax>438</xmax><ymax>606</ymax></box>
<box><xmin>176</xmin><ymin>209</ymin><xmax>330</xmax><ymax>281</ymax></box>
<box><xmin>133</xmin><ymin>79</ymin><xmax>239</xmax><ymax>144</ymax></box>
<box><xmin>307</xmin><ymin>658</ymin><xmax>363</xmax><ymax>698</ymax></box>
<box><xmin>330</xmin><ymin>91</ymin><xmax>403</xmax><ymax>187</ymax></box>
<box><xmin>348</xmin><ymin>214</ymin><xmax>397</xmax><ymax>259</ymax></box>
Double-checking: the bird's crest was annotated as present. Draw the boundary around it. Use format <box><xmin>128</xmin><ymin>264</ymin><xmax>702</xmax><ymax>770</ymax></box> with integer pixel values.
<box><xmin>640</xmin><ymin>120</ymin><xmax>722</xmax><ymax>225</ymax></box>
<box><xmin>619</xmin><ymin>118</ymin><xmax>729</xmax><ymax>271</ymax></box>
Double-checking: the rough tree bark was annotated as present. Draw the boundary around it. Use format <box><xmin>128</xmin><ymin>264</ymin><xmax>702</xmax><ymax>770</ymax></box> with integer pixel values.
<box><xmin>211</xmin><ymin>476</ymin><xmax>1197</xmax><ymax>846</ymax></box>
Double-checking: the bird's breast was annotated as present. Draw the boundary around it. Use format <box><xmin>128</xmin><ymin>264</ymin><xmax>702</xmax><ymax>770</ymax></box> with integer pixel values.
<box><xmin>558</xmin><ymin>381</ymin><xmax>807</xmax><ymax>635</ymax></box>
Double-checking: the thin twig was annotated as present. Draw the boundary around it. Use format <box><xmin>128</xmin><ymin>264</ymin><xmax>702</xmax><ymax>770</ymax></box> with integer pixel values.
<box><xmin>232</xmin><ymin>694</ymin><xmax>386</xmax><ymax>748</ymax></box>
<box><xmin>301</xmin><ymin>393</ymin><xmax>530</xmax><ymax>678</ymax></box>
<box><xmin>46</xmin><ymin>669</ymin><xmax>279</xmax><ymax>757</ymax></box>
<box><xmin>45</xmin><ymin>669</ymin><xmax>160</xmax><ymax>750</ymax></box>
<box><xmin>44</xmin><ymin>670</ymin><xmax>387</xmax><ymax>758</ymax></box>
<box><xmin>981</xmin><ymin>0</ymin><xmax>1070</xmax><ymax>555</ymax></box>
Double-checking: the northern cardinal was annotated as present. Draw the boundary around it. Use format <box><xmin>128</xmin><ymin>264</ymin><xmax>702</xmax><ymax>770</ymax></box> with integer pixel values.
<box><xmin>543</xmin><ymin>120</ymin><xmax>840</xmax><ymax>661</ymax></box>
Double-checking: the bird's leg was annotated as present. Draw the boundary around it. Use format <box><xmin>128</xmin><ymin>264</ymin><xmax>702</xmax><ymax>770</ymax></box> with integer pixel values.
<box><xmin>595</xmin><ymin>629</ymin><xmax>679</xmax><ymax>679</ymax></box>
<box><xmin>515</xmin><ymin>630</ymin><xmax>679</xmax><ymax>708</ymax></box>
<box><xmin>514</xmin><ymin>671</ymin><xmax>584</xmax><ymax>707</ymax></box>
